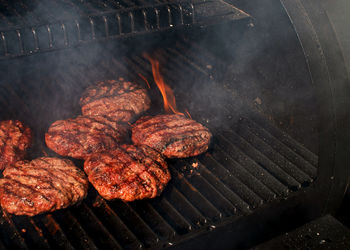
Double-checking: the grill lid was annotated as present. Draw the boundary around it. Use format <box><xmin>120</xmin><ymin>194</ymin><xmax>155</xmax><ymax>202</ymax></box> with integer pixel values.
<box><xmin>0</xmin><ymin>0</ymin><xmax>250</xmax><ymax>60</ymax></box>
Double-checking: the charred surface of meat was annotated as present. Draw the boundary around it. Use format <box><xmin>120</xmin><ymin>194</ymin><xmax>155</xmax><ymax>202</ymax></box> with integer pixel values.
<box><xmin>0</xmin><ymin>120</ymin><xmax>32</xmax><ymax>170</ymax></box>
<box><xmin>132</xmin><ymin>114</ymin><xmax>212</xmax><ymax>158</ymax></box>
<box><xmin>45</xmin><ymin>115</ymin><xmax>128</xmax><ymax>159</ymax></box>
<box><xmin>0</xmin><ymin>157</ymin><xmax>88</xmax><ymax>216</ymax></box>
<box><xmin>84</xmin><ymin>144</ymin><xmax>171</xmax><ymax>201</ymax></box>
<box><xmin>80</xmin><ymin>79</ymin><xmax>151</xmax><ymax>122</ymax></box>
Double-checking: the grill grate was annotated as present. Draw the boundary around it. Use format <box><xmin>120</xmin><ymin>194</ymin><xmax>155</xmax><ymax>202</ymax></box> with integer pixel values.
<box><xmin>0</xmin><ymin>0</ymin><xmax>250</xmax><ymax>60</ymax></box>
<box><xmin>0</xmin><ymin>39</ymin><xmax>318</xmax><ymax>249</ymax></box>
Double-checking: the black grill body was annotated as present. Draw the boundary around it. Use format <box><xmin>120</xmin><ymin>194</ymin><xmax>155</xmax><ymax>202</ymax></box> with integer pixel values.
<box><xmin>0</xmin><ymin>0</ymin><xmax>349</xmax><ymax>249</ymax></box>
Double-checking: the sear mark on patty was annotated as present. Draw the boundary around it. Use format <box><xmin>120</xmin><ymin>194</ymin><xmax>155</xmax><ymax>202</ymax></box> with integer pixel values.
<box><xmin>0</xmin><ymin>120</ymin><xmax>32</xmax><ymax>170</ymax></box>
<box><xmin>84</xmin><ymin>144</ymin><xmax>171</xmax><ymax>201</ymax></box>
<box><xmin>131</xmin><ymin>114</ymin><xmax>212</xmax><ymax>158</ymax></box>
<box><xmin>0</xmin><ymin>157</ymin><xmax>88</xmax><ymax>216</ymax></box>
<box><xmin>45</xmin><ymin>115</ymin><xmax>129</xmax><ymax>159</ymax></box>
<box><xmin>80</xmin><ymin>79</ymin><xmax>151</xmax><ymax>122</ymax></box>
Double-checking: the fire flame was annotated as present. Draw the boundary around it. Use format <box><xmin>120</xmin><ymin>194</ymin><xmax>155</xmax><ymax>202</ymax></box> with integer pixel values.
<box><xmin>137</xmin><ymin>73</ymin><xmax>151</xmax><ymax>89</ymax></box>
<box><xmin>144</xmin><ymin>53</ymin><xmax>184</xmax><ymax>116</ymax></box>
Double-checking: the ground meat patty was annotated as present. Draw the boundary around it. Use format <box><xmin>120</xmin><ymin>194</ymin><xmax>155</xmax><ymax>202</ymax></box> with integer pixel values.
<box><xmin>0</xmin><ymin>157</ymin><xmax>88</xmax><ymax>216</ymax></box>
<box><xmin>45</xmin><ymin>115</ymin><xmax>128</xmax><ymax>159</ymax></box>
<box><xmin>80</xmin><ymin>79</ymin><xmax>151</xmax><ymax>122</ymax></box>
<box><xmin>0</xmin><ymin>120</ymin><xmax>32</xmax><ymax>170</ymax></box>
<box><xmin>132</xmin><ymin>114</ymin><xmax>212</xmax><ymax>158</ymax></box>
<box><xmin>84</xmin><ymin>144</ymin><xmax>171</xmax><ymax>201</ymax></box>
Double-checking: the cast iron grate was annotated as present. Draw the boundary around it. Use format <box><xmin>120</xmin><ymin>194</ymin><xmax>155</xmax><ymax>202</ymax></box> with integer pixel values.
<box><xmin>0</xmin><ymin>40</ymin><xmax>317</xmax><ymax>249</ymax></box>
<box><xmin>0</xmin><ymin>0</ymin><xmax>250</xmax><ymax>59</ymax></box>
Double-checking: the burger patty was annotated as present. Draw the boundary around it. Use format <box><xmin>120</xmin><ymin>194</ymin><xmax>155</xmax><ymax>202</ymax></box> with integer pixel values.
<box><xmin>80</xmin><ymin>79</ymin><xmax>151</xmax><ymax>122</ymax></box>
<box><xmin>132</xmin><ymin>114</ymin><xmax>212</xmax><ymax>158</ymax></box>
<box><xmin>0</xmin><ymin>120</ymin><xmax>32</xmax><ymax>170</ymax></box>
<box><xmin>45</xmin><ymin>115</ymin><xmax>128</xmax><ymax>159</ymax></box>
<box><xmin>0</xmin><ymin>157</ymin><xmax>88</xmax><ymax>216</ymax></box>
<box><xmin>84</xmin><ymin>144</ymin><xmax>171</xmax><ymax>201</ymax></box>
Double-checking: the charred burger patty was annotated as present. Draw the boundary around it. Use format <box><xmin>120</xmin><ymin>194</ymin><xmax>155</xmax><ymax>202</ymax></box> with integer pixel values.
<box><xmin>80</xmin><ymin>79</ymin><xmax>151</xmax><ymax>122</ymax></box>
<box><xmin>0</xmin><ymin>157</ymin><xmax>88</xmax><ymax>216</ymax></box>
<box><xmin>132</xmin><ymin>114</ymin><xmax>212</xmax><ymax>158</ymax></box>
<box><xmin>45</xmin><ymin>115</ymin><xmax>128</xmax><ymax>159</ymax></box>
<box><xmin>84</xmin><ymin>144</ymin><xmax>171</xmax><ymax>201</ymax></box>
<box><xmin>0</xmin><ymin>120</ymin><xmax>32</xmax><ymax>170</ymax></box>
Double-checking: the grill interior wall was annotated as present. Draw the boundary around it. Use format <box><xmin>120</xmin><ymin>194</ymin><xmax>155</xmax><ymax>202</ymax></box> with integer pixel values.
<box><xmin>0</xmin><ymin>27</ymin><xmax>319</xmax><ymax>248</ymax></box>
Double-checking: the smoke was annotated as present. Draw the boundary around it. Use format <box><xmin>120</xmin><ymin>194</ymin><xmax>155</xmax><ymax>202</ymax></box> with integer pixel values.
<box><xmin>0</xmin><ymin>0</ymin><xmax>320</xmax><ymax>155</ymax></box>
<box><xmin>0</xmin><ymin>2</ymin><xmax>127</xmax><ymax>156</ymax></box>
<box><xmin>159</xmin><ymin>0</ymin><xmax>320</xmax><ymax>153</ymax></box>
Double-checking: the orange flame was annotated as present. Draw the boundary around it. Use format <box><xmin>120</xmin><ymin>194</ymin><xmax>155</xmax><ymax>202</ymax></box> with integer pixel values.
<box><xmin>144</xmin><ymin>53</ymin><xmax>184</xmax><ymax>116</ymax></box>
<box><xmin>137</xmin><ymin>73</ymin><xmax>151</xmax><ymax>89</ymax></box>
<box><xmin>185</xmin><ymin>109</ymin><xmax>192</xmax><ymax>119</ymax></box>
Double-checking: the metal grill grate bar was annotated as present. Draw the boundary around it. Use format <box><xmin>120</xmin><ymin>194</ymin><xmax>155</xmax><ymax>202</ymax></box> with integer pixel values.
<box><xmin>249</xmin><ymin>114</ymin><xmax>318</xmax><ymax>167</ymax></box>
<box><xmin>194</xmin><ymin>160</ymin><xmax>251</xmax><ymax>214</ymax></box>
<box><xmin>10</xmin><ymin>215</ymin><xmax>50</xmax><ymax>249</ymax></box>
<box><xmin>0</xmin><ymin>213</ymin><xmax>28</xmax><ymax>249</ymax></box>
<box><xmin>176</xmin><ymin>159</ymin><xmax>238</xmax><ymax>217</ymax></box>
<box><xmin>167</xmin><ymin>42</ymin><xmax>222</xmax><ymax>77</ymax></box>
<box><xmin>150</xmin><ymin>198</ymin><xmax>193</xmax><ymax>234</ymax></box>
<box><xmin>29</xmin><ymin>218</ymin><xmax>51</xmax><ymax>248</ymax></box>
<box><xmin>235</xmin><ymin>125</ymin><xmax>314</xmax><ymax>182</ymax></box>
<box><xmin>88</xmin><ymin>196</ymin><xmax>144</xmax><ymax>249</ymax></box>
<box><xmin>164</xmin><ymin>186</ymin><xmax>208</xmax><ymax>228</ymax></box>
<box><xmin>213</xmin><ymin>135</ymin><xmax>288</xmax><ymax>193</ymax></box>
<box><xmin>166</xmin><ymin>48</ymin><xmax>212</xmax><ymax>77</ymax></box>
<box><xmin>129</xmin><ymin>202</ymin><xmax>177</xmax><ymax>241</ymax></box>
<box><xmin>204</xmin><ymin>146</ymin><xmax>280</xmax><ymax>201</ymax></box>
<box><xmin>198</xmin><ymin>154</ymin><xmax>264</xmax><ymax>209</ymax></box>
<box><xmin>216</xmin><ymin>132</ymin><xmax>302</xmax><ymax>190</ymax></box>
<box><xmin>54</xmin><ymin>211</ymin><xmax>99</xmax><ymax>250</ymax></box>
<box><xmin>37</xmin><ymin>215</ymin><xmax>75</xmax><ymax>250</ymax></box>
<box><xmin>107</xmin><ymin>201</ymin><xmax>160</xmax><ymax>248</ymax></box>
<box><xmin>222</xmin><ymin>129</ymin><xmax>313</xmax><ymax>185</ymax></box>
<box><xmin>154</xmin><ymin>49</ymin><xmax>210</xmax><ymax>79</ymax></box>
<box><xmin>170</xmin><ymin>166</ymin><xmax>223</xmax><ymax>221</ymax></box>
<box><xmin>70</xmin><ymin>203</ymin><xmax>122</xmax><ymax>249</ymax></box>
<box><xmin>239</xmin><ymin>117</ymin><xmax>317</xmax><ymax>176</ymax></box>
